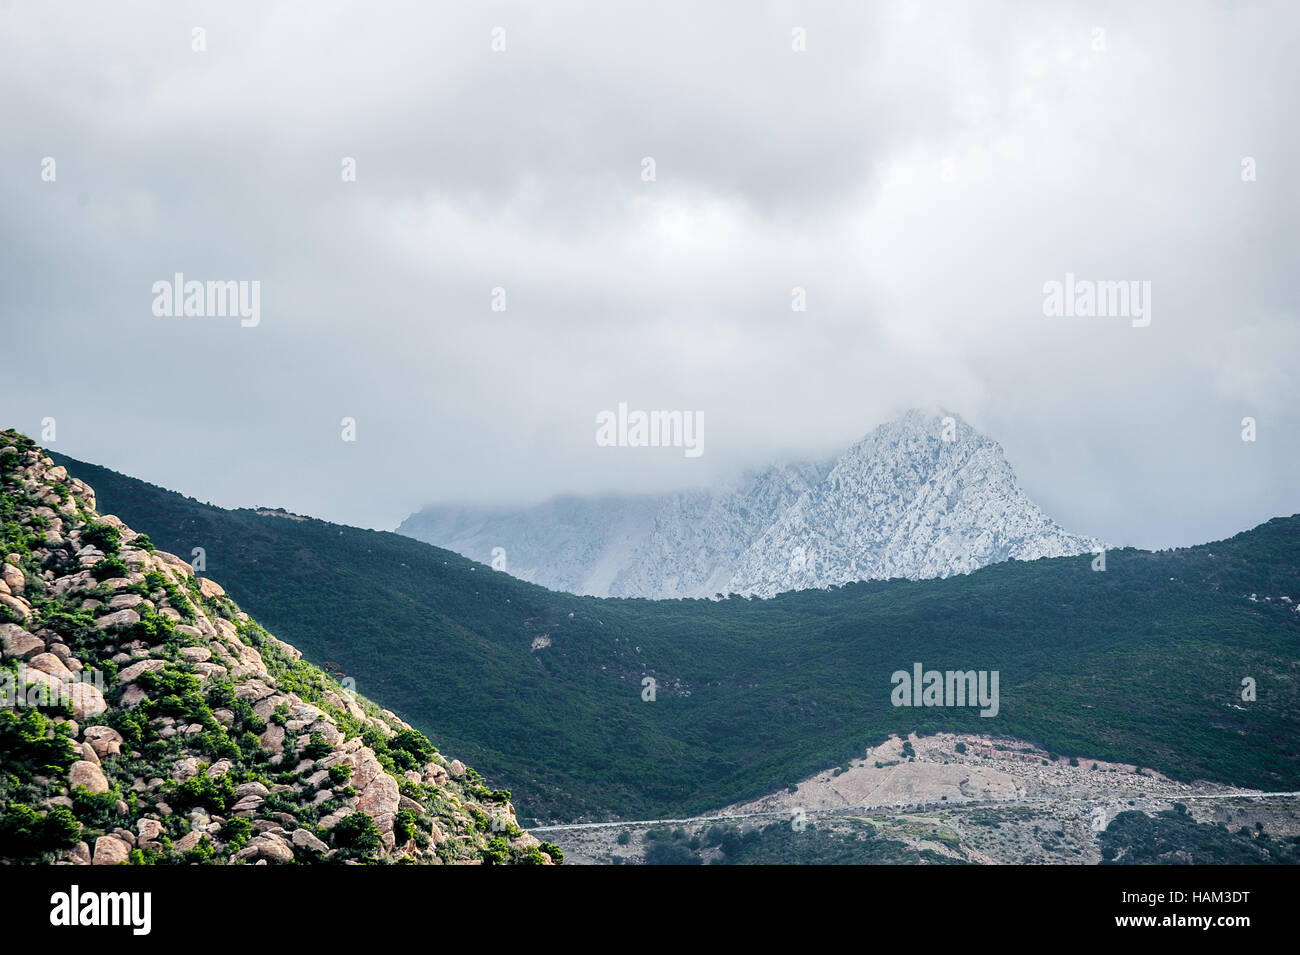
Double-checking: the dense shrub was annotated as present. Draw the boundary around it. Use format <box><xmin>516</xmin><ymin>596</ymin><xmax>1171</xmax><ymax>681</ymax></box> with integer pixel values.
<box><xmin>90</xmin><ymin>557</ymin><xmax>129</xmax><ymax>582</ymax></box>
<box><xmin>393</xmin><ymin>809</ymin><xmax>418</xmax><ymax>844</ymax></box>
<box><xmin>171</xmin><ymin>770</ymin><xmax>236</xmax><ymax>814</ymax></box>
<box><xmin>302</xmin><ymin>732</ymin><xmax>332</xmax><ymax>761</ymax></box>
<box><xmin>480</xmin><ymin>835</ymin><xmax>509</xmax><ymax>865</ymax></box>
<box><xmin>81</xmin><ymin>522</ymin><xmax>121</xmax><ymax>556</ymax></box>
<box><xmin>219</xmin><ymin>816</ymin><xmax>252</xmax><ymax>852</ymax></box>
<box><xmin>0</xmin><ymin>709</ymin><xmax>76</xmax><ymax>774</ymax></box>
<box><xmin>538</xmin><ymin>841</ymin><xmax>564</xmax><ymax>864</ymax></box>
<box><xmin>331</xmin><ymin>812</ymin><xmax>381</xmax><ymax>854</ymax></box>
<box><xmin>0</xmin><ymin>804</ymin><xmax>81</xmax><ymax>861</ymax></box>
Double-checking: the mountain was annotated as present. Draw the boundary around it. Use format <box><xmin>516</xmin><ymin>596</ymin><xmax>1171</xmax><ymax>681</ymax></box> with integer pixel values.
<box><xmin>0</xmin><ymin>431</ymin><xmax>560</xmax><ymax>865</ymax></box>
<box><xmin>396</xmin><ymin>410</ymin><xmax>1100</xmax><ymax>598</ymax></box>
<box><xmin>42</xmin><ymin>442</ymin><xmax>1300</xmax><ymax>826</ymax></box>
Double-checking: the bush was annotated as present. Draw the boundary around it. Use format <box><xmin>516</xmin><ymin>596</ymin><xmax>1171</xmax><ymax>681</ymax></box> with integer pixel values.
<box><xmin>387</xmin><ymin>729</ymin><xmax>436</xmax><ymax>773</ymax></box>
<box><xmin>91</xmin><ymin>557</ymin><xmax>129</xmax><ymax>582</ymax></box>
<box><xmin>954</xmin><ymin>742</ymin><xmax>967</xmax><ymax>754</ymax></box>
<box><xmin>616</xmin><ymin>830</ymin><xmax>631</xmax><ymax>845</ymax></box>
<box><xmin>644</xmin><ymin>841</ymin><xmax>700</xmax><ymax>865</ymax></box>
<box><xmin>0</xmin><ymin>709</ymin><xmax>76</xmax><ymax>775</ymax></box>
<box><xmin>0</xmin><ymin>804</ymin><xmax>81</xmax><ymax>861</ymax></box>
<box><xmin>480</xmin><ymin>835</ymin><xmax>510</xmax><ymax>865</ymax></box>
<box><xmin>172</xmin><ymin>769</ymin><xmax>236</xmax><ymax>814</ymax></box>
<box><xmin>302</xmin><ymin>732</ymin><xmax>333</xmax><ymax>761</ymax></box>
<box><xmin>519</xmin><ymin>846</ymin><xmax>548</xmax><ymax>865</ymax></box>
<box><xmin>539</xmin><ymin>841</ymin><xmax>564</xmax><ymax>864</ymax></box>
<box><xmin>328</xmin><ymin>764</ymin><xmax>352</xmax><ymax>786</ymax></box>
<box><xmin>393</xmin><ymin>809</ymin><xmax>418</xmax><ymax>844</ymax></box>
<box><xmin>331</xmin><ymin>812</ymin><xmax>381</xmax><ymax>854</ymax></box>
<box><xmin>70</xmin><ymin>787</ymin><xmax>120</xmax><ymax>829</ymax></box>
<box><xmin>81</xmin><ymin>522</ymin><xmax>121</xmax><ymax>556</ymax></box>
<box><xmin>138</xmin><ymin>666</ymin><xmax>207</xmax><ymax>722</ymax></box>
<box><xmin>186</xmin><ymin>835</ymin><xmax>217</xmax><ymax>863</ymax></box>
<box><xmin>219</xmin><ymin>816</ymin><xmax>252</xmax><ymax>852</ymax></box>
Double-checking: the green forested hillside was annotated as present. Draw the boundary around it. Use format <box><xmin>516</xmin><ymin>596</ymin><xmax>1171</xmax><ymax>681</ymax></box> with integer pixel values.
<box><xmin>48</xmin><ymin>452</ymin><xmax>1300</xmax><ymax>823</ymax></box>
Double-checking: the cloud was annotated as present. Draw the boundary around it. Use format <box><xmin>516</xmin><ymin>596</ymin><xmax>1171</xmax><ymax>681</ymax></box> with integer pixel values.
<box><xmin>1</xmin><ymin>0</ymin><xmax>1295</xmax><ymax>547</ymax></box>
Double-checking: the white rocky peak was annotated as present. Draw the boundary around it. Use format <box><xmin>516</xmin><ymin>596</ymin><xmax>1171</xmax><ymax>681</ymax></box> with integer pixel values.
<box><xmin>397</xmin><ymin>410</ymin><xmax>1100</xmax><ymax>599</ymax></box>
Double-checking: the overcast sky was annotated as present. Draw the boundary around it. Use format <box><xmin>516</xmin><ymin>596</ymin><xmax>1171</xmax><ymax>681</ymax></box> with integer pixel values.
<box><xmin>2</xmin><ymin>1</ymin><xmax>1296</xmax><ymax>550</ymax></box>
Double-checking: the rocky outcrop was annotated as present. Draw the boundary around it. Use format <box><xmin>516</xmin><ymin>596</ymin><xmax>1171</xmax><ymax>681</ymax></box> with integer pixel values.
<box><xmin>0</xmin><ymin>432</ymin><xmax>557</xmax><ymax>866</ymax></box>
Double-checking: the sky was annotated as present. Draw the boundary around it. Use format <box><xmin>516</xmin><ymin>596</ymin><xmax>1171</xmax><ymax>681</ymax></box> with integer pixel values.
<box><xmin>1</xmin><ymin>0</ymin><xmax>1296</xmax><ymax>550</ymax></box>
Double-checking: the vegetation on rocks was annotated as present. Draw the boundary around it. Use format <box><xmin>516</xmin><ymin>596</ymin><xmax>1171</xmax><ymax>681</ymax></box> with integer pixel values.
<box><xmin>0</xmin><ymin>430</ymin><xmax>557</xmax><ymax>865</ymax></box>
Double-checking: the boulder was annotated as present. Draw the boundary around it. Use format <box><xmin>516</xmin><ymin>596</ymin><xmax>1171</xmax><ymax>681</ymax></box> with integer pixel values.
<box><xmin>20</xmin><ymin>665</ymin><xmax>63</xmax><ymax>694</ymax></box>
<box><xmin>27</xmin><ymin>652</ymin><xmax>71</xmax><ymax>679</ymax></box>
<box><xmin>0</xmin><ymin>593</ymin><xmax>31</xmax><ymax>620</ymax></box>
<box><xmin>233</xmin><ymin>833</ymin><xmax>293</xmax><ymax>864</ymax></box>
<box><xmin>291</xmin><ymin>828</ymin><xmax>329</xmax><ymax>853</ymax></box>
<box><xmin>310</xmin><ymin>721</ymin><xmax>342</xmax><ymax>746</ymax></box>
<box><xmin>232</xmin><ymin>794</ymin><xmax>265</xmax><ymax>815</ymax></box>
<box><xmin>179</xmin><ymin>646</ymin><xmax>212</xmax><ymax>663</ymax></box>
<box><xmin>94</xmin><ymin>609</ymin><xmax>140</xmax><ymax>630</ymax></box>
<box><xmin>1</xmin><ymin>563</ymin><xmax>24</xmax><ymax>593</ymax></box>
<box><xmin>137</xmin><ymin>818</ymin><xmax>164</xmax><ymax>842</ymax></box>
<box><xmin>83</xmin><ymin>725</ymin><xmax>124</xmax><ymax>757</ymax></box>
<box><xmin>0</xmin><ymin>624</ymin><xmax>41</xmax><ymax>660</ymax></box>
<box><xmin>117</xmin><ymin>659</ymin><xmax>165</xmax><ymax>683</ymax></box>
<box><xmin>349</xmin><ymin>753</ymin><xmax>383</xmax><ymax>791</ymax></box>
<box><xmin>253</xmin><ymin>693</ymin><xmax>292</xmax><ymax>721</ymax></box>
<box><xmin>65</xmin><ymin>681</ymin><xmax>107</xmax><ymax>721</ymax></box>
<box><xmin>259</xmin><ymin>723</ymin><xmax>285</xmax><ymax>755</ymax></box>
<box><xmin>234</xmin><ymin>679</ymin><xmax>277</xmax><ymax>702</ymax></box>
<box><xmin>69</xmin><ymin>760</ymin><xmax>109</xmax><ymax>794</ymax></box>
<box><xmin>235</xmin><ymin>644</ymin><xmax>267</xmax><ymax>673</ymax></box>
<box><xmin>92</xmin><ymin>835</ymin><xmax>131</xmax><ymax>866</ymax></box>
<box><xmin>357</xmin><ymin>772</ymin><xmax>400</xmax><ymax>824</ymax></box>
<box><xmin>173</xmin><ymin>830</ymin><xmax>203</xmax><ymax>854</ymax></box>
<box><xmin>197</xmin><ymin>577</ymin><xmax>225</xmax><ymax>599</ymax></box>
<box><xmin>120</xmin><ymin>684</ymin><xmax>148</xmax><ymax>709</ymax></box>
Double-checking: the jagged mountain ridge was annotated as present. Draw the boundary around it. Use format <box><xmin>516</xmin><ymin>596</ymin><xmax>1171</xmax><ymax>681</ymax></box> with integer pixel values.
<box><xmin>398</xmin><ymin>410</ymin><xmax>1100</xmax><ymax>598</ymax></box>
<box><xmin>0</xmin><ymin>430</ymin><xmax>558</xmax><ymax>865</ymax></box>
